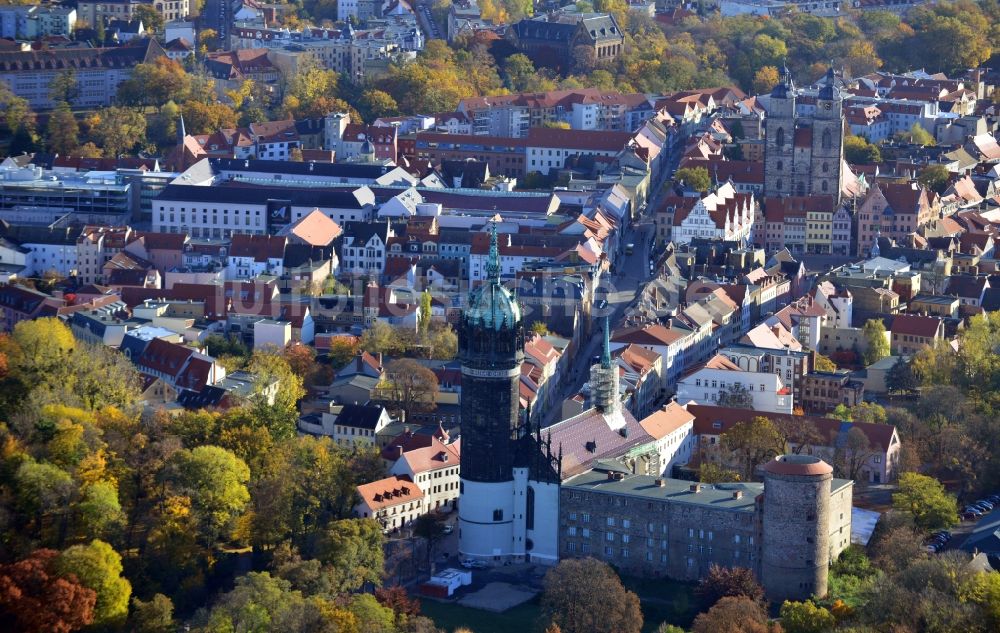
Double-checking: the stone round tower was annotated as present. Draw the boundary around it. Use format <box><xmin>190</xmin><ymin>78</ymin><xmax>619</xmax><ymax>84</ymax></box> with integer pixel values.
<box><xmin>760</xmin><ymin>454</ymin><xmax>832</xmax><ymax>602</ymax></box>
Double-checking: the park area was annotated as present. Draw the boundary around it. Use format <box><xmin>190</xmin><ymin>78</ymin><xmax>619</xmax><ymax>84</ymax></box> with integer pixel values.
<box><xmin>420</xmin><ymin>575</ymin><xmax>697</xmax><ymax>633</ymax></box>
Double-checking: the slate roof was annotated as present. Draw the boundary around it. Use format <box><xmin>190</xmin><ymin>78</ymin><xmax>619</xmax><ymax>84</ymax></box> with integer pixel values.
<box><xmin>335</xmin><ymin>403</ymin><xmax>388</xmax><ymax>430</ymax></box>
<box><xmin>158</xmin><ymin>183</ymin><xmax>371</xmax><ymax>209</ymax></box>
<box><xmin>544</xmin><ymin>406</ymin><xmax>653</xmax><ymax>480</ymax></box>
<box><xmin>0</xmin><ymin>38</ymin><xmax>163</xmax><ymax>72</ymax></box>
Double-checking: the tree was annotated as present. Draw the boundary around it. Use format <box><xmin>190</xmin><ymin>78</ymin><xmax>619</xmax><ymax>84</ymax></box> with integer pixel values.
<box><xmin>418</xmin><ymin>290</ymin><xmax>432</xmax><ymax>334</ymax></box>
<box><xmin>328</xmin><ymin>336</ymin><xmax>360</xmax><ymax>369</ymax></box>
<box><xmin>11</xmin><ymin>317</ymin><xmax>75</xmax><ymax>381</ymax></box>
<box><xmin>695</xmin><ymin>564</ymin><xmax>764</xmax><ymax>610</ymax></box>
<box><xmin>129</xmin><ymin>594</ymin><xmax>175</xmax><ymax>633</ymax></box>
<box><xmin>833</xmin><ymin>426</ymin><xmax>879</xmax><ymax>483</ymax></box>
<box><xmin>56</xmin><ymin>539</ymin><xmax>131</xmax><ymax>627</ymax></box>
<box><xmin>413</xmin><ymin>513</ymin><xmax>446</xmax><ymax>567</ymax></box>
<box><xmin>116</xmin><ymin>58</ymin><xmax>191</xmax><ymax>108</ymax></box>
<box><xmin>779</xmin><ymin>600</ymin><xmax>836</xmax><ymax>633</ymax></box>
<box><xmin>76</xmin><ymin>480</ymin><xmax>125</xmax><ymax>540</ymax></box>
<box><xmin>844</xmin><ymin>135</ymin><xmax>881</xmax><ymax>165</ymax></box>
<box><xmin>813</xmin><ymin>354</ymin><xmax>837</xmax><ymax>373</ymax></box>
<box><xmin>197</xmin><ymin>572</ymin><xmax>335</xmax><ymax>632</ymax></box>
<box><xmin>359</xmin><ymin>89</ymin><xmax>400</xmax><ymax>120</ymax></box>
<box><xmin>503</xmin><ymin>53</ymin><xmax>536</xmax><ymax>92</ymax></box>
<box><xmin>893</xmin><ymin>122</ymin><xmax>935</xmax><ymax>146</ymax></box>
<box><xmin>281</xmin><ymin>64</ymin><xmax>343</xmax><ymax>119</ymax></box>
<box><xmin>374</xmin><ymin>585</ymin><xmax>421</xmax><ymax>626</ymax></box>
<box><xmin>246</xmin><ymin>349</ymin><xmax>307</xmax><ymax>440</ymax></box>
<box><xmin>163</xmin><ymin>445</ymin><xmax>251</xmax><ymax>544</ymax></box>
<box><xmin>0</xmin><ymin>549</ymin><xmax>96</xmax><ymax>633</ymax></box>
<box><xmin>917</xmin><ymin>164</ymin><xmax>949</xmax><ymax>194</ymax></box>
<box><xmin>14</xmin><ymin>460</ymin><xmax>75</xmax><ymax>531</ymax></box>
<box><xmin>752</xmin><ymin>66</ymin><xmax>780</xmax><ymax>95</ymax></box>
<box><xmin>531</xmin><ymin>321</ymin><xmax>550</xmax><ymax>336</ymax></box>
<box><xmin>541</xmin><ymin>558</ymin><xmax>643</xmax><ymax>633</ymax></box>
<box><xmin>892</xmin><ymin>472</ymin><xmax>958</xmax><ymax>532</ymax></box>
<box><xmin>319</xmin><ymin>519</ymin><xmax>385</xmax><ymax>592</ymax></box>
<box><xmin>46</xmin><ymin>101</ymin><xmax>79</xmax><ymax>155</ymax></box>
<box><xmin>861</xmin><ymin>319</ymin><xmax>889</xmax><ymax>366</ymax></box>
<box><xmin>885</xmin><ymin>356</ymin><xmax>918</xmax><ymax>394</ymax></box>
<box><xmin>691</xmin><ymin>596</ymin><xmax>778</xmax><ymax>633</ymax></box>
<box><xmin>673</xmin><ymin>166</ymin><xmax>711</xmax><ymax>193</ymax></box>
<box><xmin>375</xmin><ymin>358</ymin><xmax>439</xmax><ymax>422</ymax></box>
<box><xmin>721</xmin><ymin>416</ymin><xmax>786</xmax><ymax>481</ymax></box>
<box><xmin>348</xmin><ymin>593</ymin><xmax>397</xmax><ymax>633</ymax></box>
<box><xmin>134</xmin><ymin>4</ymin><xmax>164</xmax><ymax>33</ymax></box>
<box><xmin>181</xmin><ymin>99</ymin><xmax>238</xmax><ymax>134</ymax></box>
<box><xmin>88</xmin><ymin>106</ymin><xmax>147</xmax><ymax>157</ymax></box>
<box><xmin>49</xmin><ymin>70</ymin><xmax>78</xmax><ymax>105</ymax></box>
<box><xmin>654</xmin><ymin>625</ymin><xmax>685</xmax><ymax>633</ymax></box>
<box><xmin>699</xmin><ymin>462</ymin><xmax>741</xmax><ymax>483</ymax></box>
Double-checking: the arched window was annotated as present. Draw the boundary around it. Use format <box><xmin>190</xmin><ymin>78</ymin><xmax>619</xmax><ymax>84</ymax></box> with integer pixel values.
<box><xmin>775</xmin><ymin>128</ymin><xmax>785</xmax><ymax>147</ymax></box>
<box><xmin>777</xmin><ymin>160</ymin><xmax>783</xmax><ymax>171</ymax></box>
<box><xmin>822</xmin><ymin>180</ymin><xmax>829</xmax><ymax>192</ymax></box>
<box><xmin>822</xmin><ymin>162</ymin><xmax>829</xmax><ymax>173</ymax></box>
<box><xmin>526</xmin><ymin>486</ymin><xmax>535</xmax><ymax>530</ymax></box>
<box><xmin>776</xmin><ymin>179</ymin><xmax>783</xmax><ymax>190</ymax></box>
<box><xmin>822</xmin><ymin>129</ymin><xmax>832</xmax><ymax>149</ymax></box>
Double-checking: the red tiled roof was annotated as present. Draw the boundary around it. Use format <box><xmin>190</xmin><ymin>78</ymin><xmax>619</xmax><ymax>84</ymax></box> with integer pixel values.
<box><xmin>229</xmin><ymin>234</ymin><xmax>286</xmax><ymax>261</ymax></box>
<box><xmin>639</xmin><ymin>402</ymin><xmax>694</xmax><ymax>439</ymax></box>
<box><xmin>890</xmin><ymin>313</ymin><xmax>942</xmax><ymax>337</ymax></box>
<box><xmin>688</xmin><ymin>404</ymin><xmax>897</xmax><ymax>452</ymax></box>
<box><xmin>356</xmin><ymin>475</ymin><xmax>423</xmax><ymax>511</ymax></box>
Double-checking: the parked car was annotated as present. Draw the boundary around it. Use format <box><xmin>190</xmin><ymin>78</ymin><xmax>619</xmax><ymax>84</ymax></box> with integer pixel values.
<box><xmin>962</xmin><ymin>511</ymin><xmax>980</xmax><ymax>521</ymax></box>
<box><xmin>442</xmin><ymin>524</ymin><xmax>453</xmax><ymax>535</ymax></box>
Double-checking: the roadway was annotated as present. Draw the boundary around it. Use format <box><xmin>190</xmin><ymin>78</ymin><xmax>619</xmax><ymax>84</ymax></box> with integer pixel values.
<box><xmin>540</xmin><ymin>129</ymin><xmax>685</xmax><ymax>427</ymax></box>
<box><xmin>414</xmin><ymin>2</ymin><xmax>444</xmax><ymax>41</ymax></box>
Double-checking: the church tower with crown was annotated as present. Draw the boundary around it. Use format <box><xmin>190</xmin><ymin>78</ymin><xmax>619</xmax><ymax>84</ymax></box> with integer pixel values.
<box><xmin>457</xmin><ymin>223</ymin><xmax>526</xmax><ymax>561</ymax></box>
<box><xmin>764</xmin><ymin>65</ymin><xmax>844</xmax><ymax>203</ymax></box>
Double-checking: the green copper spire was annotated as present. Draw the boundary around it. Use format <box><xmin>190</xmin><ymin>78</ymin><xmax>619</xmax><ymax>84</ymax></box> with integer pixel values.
<box><xmin>601</xmin><ymin>315</ymin><xmax>611</xmax><ymax>369</ymax></box>
<box><xmin>486</xmin><ymin>222</ymin><xmax>501</xmax><ymax>283</ymax></box>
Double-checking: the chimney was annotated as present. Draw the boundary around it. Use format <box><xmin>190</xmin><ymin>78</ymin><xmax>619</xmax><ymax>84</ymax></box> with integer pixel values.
<box><xmin>732</xmin><ymin>490</ymin><xmax>743</xmax><ymax>500</ymax></box>
<box><xmin>607</xmin><ymin>470</ymin><xmax>617</xmax><ymax>481</ymax></box>
<box><xmin>393</xmin><ymin>445</ymin><xmax>403</xmax><ymax>459</ymax></box>
<box><xmin>689</xmin><ymin>483</ymin><xmax>702</xmax><ymax>493</ymax></box>
<box><xmin>654</xmin><ymin>478</ymin><xmax>665</xmax><ymax>487</ymax></box>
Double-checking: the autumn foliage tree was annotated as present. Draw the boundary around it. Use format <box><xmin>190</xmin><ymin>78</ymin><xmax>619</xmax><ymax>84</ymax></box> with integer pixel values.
<box><xmin>692</xmin><ymin>596</ymin><xmax>781</xmax><ymax>633</ymax></box>
<box><xmin>695</xmin><ymin>564</ymin><xmax>765</xmax><ymax>610</ymax></box>
<box><xmin>0</xmin><ymin>549</ymin><xmax>97</xmax><ymax>633</ymax></box>
<box><xmin>541</xmin><ymin>558</ymin><xmax>643</xmax><ymax>633</ymax></box>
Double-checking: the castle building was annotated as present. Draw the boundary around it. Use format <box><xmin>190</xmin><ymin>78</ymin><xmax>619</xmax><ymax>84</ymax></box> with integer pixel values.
<box><xmin>559</xmin><ymin>454</ymin><xmax>852</xmax><ymax>602</ymax></box>
<box><xmin>764</xmin><ymin>67</ymin><xmax>845</xmax><ymax>203</ymax></box>
<box><xmin>458</xmin><ymin>230</ymin><xmax>852</xmax><ymax>600</ymax></box>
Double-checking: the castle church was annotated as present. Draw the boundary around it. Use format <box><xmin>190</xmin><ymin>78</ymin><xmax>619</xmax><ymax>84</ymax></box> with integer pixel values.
<box><xmin>764</xmin><ymin>66</ymin><xmax>846</xmax><ymax>203</ymax></box>
<box><xmin>457</xmin><ymin>225</ymin><xmax>658</xmax><ymax>564</ymax></box>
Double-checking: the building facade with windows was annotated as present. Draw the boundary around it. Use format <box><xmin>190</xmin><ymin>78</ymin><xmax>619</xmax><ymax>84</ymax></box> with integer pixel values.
<box><xmin>559</xmin><ymin>455</ymin><xmax>853</xmax><ymax>602</ymax></box>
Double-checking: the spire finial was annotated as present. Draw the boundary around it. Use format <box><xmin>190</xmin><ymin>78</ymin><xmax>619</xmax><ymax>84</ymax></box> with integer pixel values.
<box><xmin>601</xmin><ymin>315</ymin><xmax>611</xmax><ymax>369</ymax></box>
<box><xmin>486</xmin><ymin>222</ymin><xmax>501</xmax><ymax>282</ymax></box>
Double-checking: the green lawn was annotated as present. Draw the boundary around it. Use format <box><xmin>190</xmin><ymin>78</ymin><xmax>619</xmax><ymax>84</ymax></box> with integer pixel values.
<box><xmin>420</xmin><ymin>576</ymin><xmax>697</xmax><ymax>633</ymax></box>
<box><xmin>420</xmin><ymin>597</ymin><xmax>543</xmax><ymax>633</ymax></box>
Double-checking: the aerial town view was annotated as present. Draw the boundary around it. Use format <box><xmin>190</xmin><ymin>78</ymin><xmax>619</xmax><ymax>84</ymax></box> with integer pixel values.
<box><xmin>2</xmin><ymin>0</ymin><xmax>1000</xmax><ymax>631</ymax></box>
